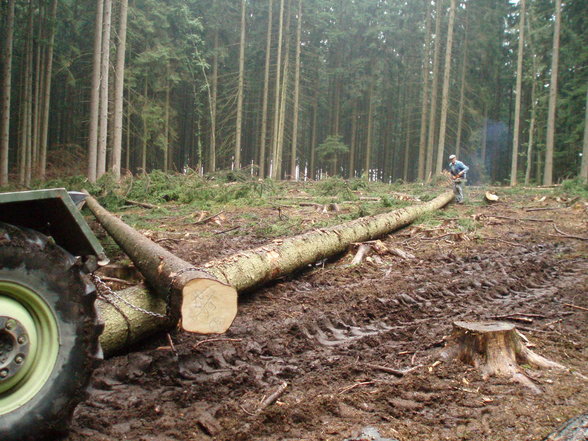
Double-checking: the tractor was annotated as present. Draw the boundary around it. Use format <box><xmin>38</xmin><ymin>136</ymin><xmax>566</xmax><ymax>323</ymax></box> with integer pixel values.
<box><xmin>0</xmin><ymin>188</ymin><xmax>107</xmax><ymax>440</ymax></box>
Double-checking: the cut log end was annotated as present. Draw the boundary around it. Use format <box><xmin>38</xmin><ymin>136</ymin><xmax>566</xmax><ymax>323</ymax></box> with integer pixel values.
<box><xmin>181</xmin><ymin>279</ymin><xmax>238</xmax><ymax>334</ymax></box>
<box><xmin>440</xmin><ymin>321</ymin><xmax>565</xmax><ymax>392</ymax></box>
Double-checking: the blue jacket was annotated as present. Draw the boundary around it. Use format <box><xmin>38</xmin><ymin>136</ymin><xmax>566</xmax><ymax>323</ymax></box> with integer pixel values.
<box><xmin>449</xmin><ymin>160</ymin><xmax>469</xmax><ymax>179</ymax></box>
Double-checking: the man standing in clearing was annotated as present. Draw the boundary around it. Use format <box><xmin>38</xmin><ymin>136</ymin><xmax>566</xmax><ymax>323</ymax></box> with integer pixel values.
<box><xmin>448</xmin><ymin>154</ymin><xmax>469</xmax><ymax>203</ymax></box>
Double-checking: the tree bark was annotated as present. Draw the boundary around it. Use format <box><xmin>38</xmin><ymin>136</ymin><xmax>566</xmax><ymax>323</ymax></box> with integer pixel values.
<box><xmin>259</xmin><ymin>0</ymin><xmax>273</xmax><ymax>178</ymax></box>
<box><xmin>289</xmin><ymin>0</ymin><xmax>302</xmax><ymax>180</ymax></box>
<box><xmin>349</xmin><ymin>100</ymin><xmax>358</xmax><ymax>179</ymax></box>
<box><xmin>97</xmin><ymin>0</ymin><xmax>113</xmax><ymax>179</ymax></box>
<box><xmin>580</xmin><ymin>88</ymin><xmax>588</xmax><ymax>183</ymax></box>
<box><xmin>270</xmin><ymin>0</ymin><xmax>285</xmax><ymax>179</ymax></box>
<box><xmin>455</xmin><ymin>8</ymin><xmax>469</xmax><ymax>158</ymax></box>
<box><xmin>234</xmin><ymin>0</ymin><xmax>247</xmax><ymax>169</ymax></box>
<box><xmin>435</xmin><ymin>0</ymin><xmax>457</xmax><ymax>175</ymax></box>
<box><xmin>543</xmin><ymin>0</ymin><xmax>561</xmax><ymax>186</ymax></box>
<box><xmin>425</xmin><ymin>0</ymin><xmax>443</xmax><ymax>180</ymax></box>
<box><xmin>203</xmin><ymin>191</ymin><xmax>454</xmax><ymax>292</ymax></box>
<box><xmin>417</xmin><ymin>0</ymin><xmax>432</xmax><ymax>181</ymax></box>
<box><xmin>88</xmin><ymin>0</ymin><xmax>105</xmax><ymax>182</ymax></box>
<box><xmin>208</xmin><ymin>30</ymin><xmax>218</xmax><ymax>173</ymax></box>
<box><xmin>94</xmin><ymin>191</ymin><xmax>453</xmax><ymax>354</ymax></box>
<box><xmin>37</xmin><ymin>0</ymin><xmax>58</xmax><ymax>181</ymax></box>
<box><xmin>97</xmin><ymin>284</ymin><xmax>168</xmax><ymax>356</ymax></box>
<box><xmin>84</xmin><ymin>195</ymin><xmax>238</xmax><ymax>334</ymax></box>
<box><xmin>111</xmin><ymin>0</ymin><xmax>129</xmax><ymax>181</ymax></box>
<box><xmin>364</xmin><ymin>77</ymin><xmax>375</xmax><ymax>176</ymax></box>
<box><xmin>510</xmin><ymin>0</ymin><xmax>526</xmax><ymax>186</ymax></box>
<box><xmin>440</xmin><ymin>321</ymin><xmax>564</xmax><ymax>393</ymax></box>
<box><xmin>1</xmin><ymin>0</ymin><xmax>16</xmax><ymax>186</ymax></box>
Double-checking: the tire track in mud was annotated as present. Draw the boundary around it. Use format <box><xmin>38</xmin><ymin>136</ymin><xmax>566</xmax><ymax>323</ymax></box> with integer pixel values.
<box><xmin>69</xmin><ymin>237</ymin><xmax>587</xmax><ymax>441</ymax></box>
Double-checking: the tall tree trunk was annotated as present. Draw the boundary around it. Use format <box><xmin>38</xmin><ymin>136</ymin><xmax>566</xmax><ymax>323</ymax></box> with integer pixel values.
<box><xmin>275</xmin><ymin>2</ymin><xmax>291</xmax><ymax>179</ymax></box>
<box><xmin>290</xmin><ymin>0</ymin><xmax>302</xmax><ymax>180</ymax></box>
<box><xmin>259</xmin><ymin>0</ymin><xmax>273</xmax><ymax>178</ymax></box>
<box><xmin>525</xmin><ymin>78</ymin><xmax>537</xmax><ymax>185</ymax></box>
<box><xmin>164</xmin><ymin>69</ymin><xmax>170</xmax><ymax>171</ymax></box>
<box><xmin>270</xmin><ymin>0</ymin><xmax>285</xmax><ymax>179</ymax></box>
<box><xmin>88</xmin><ymin>0</ymin><xmax>105</xmax><ymax>182</ymax></box>
<box><xmin>234</xmin><ymin>0</ymin><xmax>246</xmax><ymax>169</ymax></box>
<box><xmin>349</xmin><ymin>99</ymin><xmax>358</xmax><ymax>179</ymax></box>
<box><xmin>33</xmin><ymin>10</ymin><xmax>44</xmax><ymax>174</ymax></box>
<box><xmin>141</xmin><ymin>80</ymin><xmax>147</xmax><ymax>174</ymax></box>
<box><xmin>364</xmin><ymin>77</ymin><xmax>375</xmax><ymax>176</ymax></box>
<box><xmin>1</xmin><ymin>0</ymin><xmax>16</xmax><ymax>186</ymax></box>
<box><xmin>543</xmin><ymin>0</ymin><xmax>561</xmax><ymax>186</ymax></box>
<box><xmin>435</xmin><ymin>0</ymin><xmax>456</xmax><ymax>174</ymax></box>
<box><xmin>111</xmin><ymin>0</ymin><xmax>128</xmax><ymax>181</ymax></box>
<box><xmin>97</xmin><ymin>0</ymin><xmax>113</xmax><ymax>179</ymax></box>
<box><xmin>417</xmin><ymin>0</ymin><xmax>432</xmax><ymax>181</ymax></box>
<box><xmin>510</xmin><ymin>0</ymin><xmax>526</xmax><ymax>186</ymax></box>
<box><xmin>481</xmin><ymin>106</ymin><xmax>488</xmax><ymax>164</ymax></box>
<box><xmin>208</xmin><ymin>30</ymin><xmax>218</xmax><ymax>173</ymax></box>
<box><xmin>309</xmin><ymin>81</ymin><xmax>318</xmax><ymax>179</ymax></box>
<box><xmin>19</xmin><ymin>0</ymin><xmax>34</xmax><ymax>186</ymax></box>
<box><xmin>580</xmin><ymin>88</ymin><xmax>588</xmax><ymax>183</ymax></box>
<box><xmin>425</xmin><ymin>0</ymin><xmax>443</xmax><ymax>180</ymax></box>
<box><xmin>455</xmin><ymin>10</ymin><xmax>469</xmax><ymax>158</ymax></box>
<box><xmin>38</xmin><ymin>0</ymin><xmax>58</xmax><ymax>181</ymax></box>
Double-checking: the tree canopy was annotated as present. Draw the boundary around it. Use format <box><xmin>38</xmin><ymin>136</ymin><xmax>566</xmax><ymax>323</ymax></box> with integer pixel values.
<box><xmin>0</xmin><ymin>0</ymin><xmax>586</xmax><ymax>186</ymax></box>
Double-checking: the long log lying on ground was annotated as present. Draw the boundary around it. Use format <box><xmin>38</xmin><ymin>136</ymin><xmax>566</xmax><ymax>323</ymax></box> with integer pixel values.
<box><xmin>84</xmin><ymin>194</ymin><xmax>238</xmax><ymax>338</ymax></box>
<box><xmin>93</xmin><ymin>190</ymin><xmax>453</xmax><ymax>354</ymax></box>
<box><xmin>96</xmin><ymin>284</ymin><xmax>168</xmax><ymax>356</ymax></box>
<box><xmin>202</xmin><ymin>190</ymin><xmax>454</xmax><ymax>291</ymax></box>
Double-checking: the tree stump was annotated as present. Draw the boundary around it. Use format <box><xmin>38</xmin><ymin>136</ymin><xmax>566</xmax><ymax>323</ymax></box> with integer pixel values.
<box><xmin>440</xmin><ymin>321</ymin><xmax>564</xmax><ymax>392</ymax></box>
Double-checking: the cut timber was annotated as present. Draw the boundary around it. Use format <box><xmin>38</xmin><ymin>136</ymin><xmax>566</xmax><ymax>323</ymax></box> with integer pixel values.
<box><xmin>440</xmin><ymin>321</ymin><xmax>564</xmax><ymax>393</ymax></box>
<box><xmin>84</xmin><ymin>194</ymin><xmax>237</xmax><ymax>334</ymax></box>
<box><xmin>97</xmin><ymin>284</ymin><xmax>168</xmax><ymax>356</ymax></box>
<box><xmin>484</xmin><ymin>191</ymin><xmax>499</xmax><ymax>202</ymax></box>
<box><xmin>201</xmin><ymin>191</ymin><xmax>454</xmax><ymax>291</ymax></box>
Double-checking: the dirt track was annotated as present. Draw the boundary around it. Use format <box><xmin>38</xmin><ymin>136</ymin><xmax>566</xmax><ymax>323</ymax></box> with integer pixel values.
<box><xmin>68</xmin><ymin>188</ymin><xmax>588</xmax><ymax>441</ymax></box>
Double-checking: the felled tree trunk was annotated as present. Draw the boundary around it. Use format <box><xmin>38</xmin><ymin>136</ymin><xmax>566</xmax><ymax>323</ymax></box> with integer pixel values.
<box><xmin>84</xmin><ymin>194</ymin><xmax>238</xmax><ymax>335</ymax></box>
<box><xmin>203</xmin><ymin>191</ymin><xmax>454</xmax><ymax>291</ymax></box>
<box><xmin>97</xmin><ymin>284</ymin><xmax>167</xmax><ymax>356</ymax></box>
<box><xmin>92</xmin><ymin>191</ymin><xmax>453</xmax><ymax>355</ymax></box>
<box><xmin>440</xmin><ymin>321</ymin><xmax>564</xmax><ymax>393</ymax></box>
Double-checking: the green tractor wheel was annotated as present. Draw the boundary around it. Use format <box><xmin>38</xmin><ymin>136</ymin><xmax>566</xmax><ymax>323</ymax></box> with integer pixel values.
<box><xmin>0</xmin><ymin>223</ymin><xmax>102</xmax><ymax>440</ymax></box>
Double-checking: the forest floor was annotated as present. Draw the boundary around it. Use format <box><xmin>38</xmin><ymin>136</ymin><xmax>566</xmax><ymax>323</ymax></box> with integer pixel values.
<box><xmin>67</xmin><ymin>181</ymin><xmax>588</xmax><ymax>441</ymax></box>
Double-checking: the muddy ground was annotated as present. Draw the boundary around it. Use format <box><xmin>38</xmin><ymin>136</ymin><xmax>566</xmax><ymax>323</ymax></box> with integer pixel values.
<box><xmin>68</xmin><ymin>186</ymin><xmax>588</xmax><ymax>441</ymax></box>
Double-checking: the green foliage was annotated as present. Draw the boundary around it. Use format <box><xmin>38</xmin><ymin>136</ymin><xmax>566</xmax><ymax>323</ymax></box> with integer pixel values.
<box><xmin>559</xmin><ymin>178</ymin><xmax>588</xmax><ymax>198</ymax></box>
<box><xmin>311</xmin><ymin>177</ymin><xmax>355</xmax><ymax>199</ymax></box>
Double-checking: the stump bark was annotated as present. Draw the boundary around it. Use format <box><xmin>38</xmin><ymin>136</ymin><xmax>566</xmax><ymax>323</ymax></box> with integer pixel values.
<box><xmin>440</xmin><ymin>321</ymin><xmax>564</xmax><ymax>392</ymax></box>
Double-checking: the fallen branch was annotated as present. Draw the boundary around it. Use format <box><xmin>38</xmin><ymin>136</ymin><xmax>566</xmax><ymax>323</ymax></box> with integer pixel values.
<box><xmin>124</xmin><ymin>199</ymin><xmax>159</xmax><ymax>209</ymax></box>
<box><xmin>564</xmin><ymin>303</ymin><xmax>588</xmax><ymax>312</ymax></box>
<box><xmin>364</xmin><ymin>363</ymin><xmax>422</xmax><ymax>377</ymax></box>
<box><xmin>338</xmin><ymin>381</ymin><xmax>375</xmax><ymax>395</ymax></box>
<box><xmin>194</xmin><ymin>211</ymin><xmax>224</xmax><ymax>225</ymax></box>
<box><xmin>257</xmin><ymin>382</ymin><xmax>288</xmax><ymax>414</ymax></box>
<box><xmin>193</xmin><ymin>337</ymin><xmax>243</xmax><ymax>349</ymax></box>
<box><xmin>99</xmin><ymin>276</ymin><xmax>136</xmax><ymax>286</ymax></box>
<box><xmin>483</xmin><ymin>214</ymin><xmax>554</xmax><ymax>223</ymax></box>
<box><xmin>553</xmin><ymin>224</ymin><xmax>588</xmax><ymax>241</ymax></box>
<box><xmin>525</xmin><ymin>207</ymin><xmax>560</xmax><ymax>212</ymax></box>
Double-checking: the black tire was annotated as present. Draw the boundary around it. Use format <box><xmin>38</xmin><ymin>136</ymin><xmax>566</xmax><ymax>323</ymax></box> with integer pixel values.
<box><xmin>0</xmin><ymin>223</ymin><xmax>102</xmax><ymax>441</ymax></box>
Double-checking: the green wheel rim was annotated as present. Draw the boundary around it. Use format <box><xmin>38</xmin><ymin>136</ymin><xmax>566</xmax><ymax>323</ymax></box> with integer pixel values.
<box><xmin>0</xmin><ymin>281</ymin><xmax>59</xmax><ymax>415</ymax></box>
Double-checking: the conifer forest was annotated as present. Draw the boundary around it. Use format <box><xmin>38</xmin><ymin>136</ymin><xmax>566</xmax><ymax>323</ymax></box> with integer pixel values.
<box><xmin>1</xmin><ymin>0</ymin><xmax>587</xmax><ymax>187</ymax></box>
